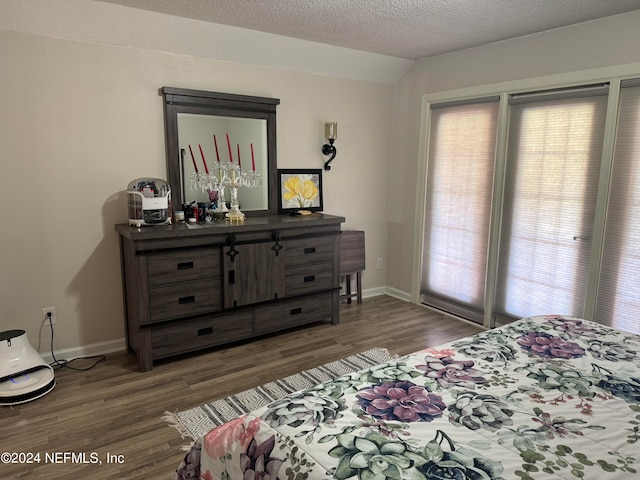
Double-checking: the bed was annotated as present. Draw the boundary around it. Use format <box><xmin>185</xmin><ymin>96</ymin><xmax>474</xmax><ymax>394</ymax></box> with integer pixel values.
<box><xmin>172</xmin><ymin>314</ymin><xmax>640</xmax><ymax>479</ymax></box>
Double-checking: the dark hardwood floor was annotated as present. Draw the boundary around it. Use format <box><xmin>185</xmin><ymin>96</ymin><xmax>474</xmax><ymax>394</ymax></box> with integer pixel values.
<box><xmin>0</xmin><ymin>295</ymin><xmax>482</xmax><ymax>479</ymax></box>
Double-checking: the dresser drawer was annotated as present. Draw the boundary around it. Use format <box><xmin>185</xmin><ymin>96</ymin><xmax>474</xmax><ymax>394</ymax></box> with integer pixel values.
<box><xmin>151</xmin><ymin>310</ymin><xmax>253</xmax><ymax>359</ymax></box>
<box><xmin>148</xmin><ymin>248</ymin><xmax>220</xmax><ymax>286</ymax></box>
<box><xmin>284</xmin><ymin>262</ymin><xmax>334</xmax><ymax>296</ymax></box>
<box><xmin>254</xmin><ymin>292</ymin><xmax>333</xmax><ymax>335</ymax></box>
<box><xmin>283</xmin><ymin>235</ymin><xmax>335</xmax><ymax>267</ymax></box>
<box><xmin>148</xmin><ymin>278</ymin><xmax>221</xmax><ymax>323</ymax></box>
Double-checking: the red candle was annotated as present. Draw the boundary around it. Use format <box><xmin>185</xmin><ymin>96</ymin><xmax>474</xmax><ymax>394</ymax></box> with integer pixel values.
<box><xmin>251</xmin><ymin>143</ymin><xmax>256</xmax><ymax>171</ymax></box>
<box><xmin>237</xmin><ymin>144</ymin><xmax>241</xmax><ymax>170</ymax></box>
<box><xmin>198</xmin><ymin>144</ymin><xmax>209</xmax><ymax>173</ymax></box>
<box><xmin>188</xmin><ymin>145</ymin><xmax>199</xmax><ymax>173</ymax></box>
<box><xmin>213</xmin><ymin>135</ymin><xmax>221</xmax><ymax>163</ymax></box>
<box><xmin>226</xmin><ymin>133</ymin><xmax>233</xmax><ymax>163</ymax></box>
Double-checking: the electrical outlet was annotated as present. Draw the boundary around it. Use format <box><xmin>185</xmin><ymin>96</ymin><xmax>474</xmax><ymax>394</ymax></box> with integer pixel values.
<box><xmin>376</xmin><ymin>257</ymin><xmax>383</xmax><ymax>269</ymax></box>
<box><xmin>42</xmin><ymin>307</ymin><xmax>56</xmax><ymax>325</ymax></box>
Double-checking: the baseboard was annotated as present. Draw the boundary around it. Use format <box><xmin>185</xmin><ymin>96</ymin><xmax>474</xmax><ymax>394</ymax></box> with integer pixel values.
<box><xmin>39</xmin><ymin>289</ymin><xmax>413</xmax><ymax>363</ymax></box>
<box><xmin>40</xmin><ymin>338</ymin><xmax>126</xmax><ymax>364</ymax></box>
<box><xmin>362</xmin><ymin>286</ymin><xmax>385</xmax><ymax>298</ymax></box>
<box><xmin>381</xmin><ymin>287</ymin><xmax>411</xmax><ymax>302</ymax></box>
<box><xmin>362</xmin><ymin>286</ymin><xmax>411</xmax><ymax>302</ymax></box>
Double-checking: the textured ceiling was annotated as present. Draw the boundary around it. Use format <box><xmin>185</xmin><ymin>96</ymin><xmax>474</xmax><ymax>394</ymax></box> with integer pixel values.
<box><xmin>99</xmin><ymin>0</ymin><xmax>640</xmax><ymax>60</ymax></box>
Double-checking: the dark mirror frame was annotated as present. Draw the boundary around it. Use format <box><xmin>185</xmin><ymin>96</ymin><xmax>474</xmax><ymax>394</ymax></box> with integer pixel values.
<box><xmin>162</xmin><ymin>87</ymin><xmax>280</xmax><ymax>216</ymax></box>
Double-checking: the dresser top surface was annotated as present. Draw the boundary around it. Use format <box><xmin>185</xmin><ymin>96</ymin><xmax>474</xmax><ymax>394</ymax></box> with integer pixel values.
<box><xmin>116</xmin><ymin>213</ymin><xmax>345</xmax><ymax>240</ymax></box>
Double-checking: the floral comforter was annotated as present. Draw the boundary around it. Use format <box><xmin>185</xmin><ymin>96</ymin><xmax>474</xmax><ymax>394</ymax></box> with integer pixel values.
<box><xmin>173</xmin><ymin>315</ymin><xmax>640</xmax><ymax>479</ymax></box>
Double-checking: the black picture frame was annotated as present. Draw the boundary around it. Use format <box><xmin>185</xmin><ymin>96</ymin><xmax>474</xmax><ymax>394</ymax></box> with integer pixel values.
<box><xmin>277</xmin><ymin>169</ymin><xmax>323</xmax><ymax>213</ymax></box>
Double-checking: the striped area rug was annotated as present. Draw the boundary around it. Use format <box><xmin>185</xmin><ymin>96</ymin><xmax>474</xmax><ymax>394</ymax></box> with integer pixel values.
<box><xmin>164</xmin><ymin>348</ymin><xmax>395</xmax><ymax>440</ymax></box>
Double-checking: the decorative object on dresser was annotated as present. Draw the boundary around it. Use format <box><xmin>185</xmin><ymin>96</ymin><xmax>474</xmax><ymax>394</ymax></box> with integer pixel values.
<box><xmin>340</xmin><ymin>230</ymin><xmax>365</xmax><ymax>304</ymax></box>
<box><xmin>126</xmin><ymin>178</ymin><xmax>172</xmax><ymax>227</ymax></box>
<box><xmin>115</xmin><ymin>214</ymin><xmax>344</xmax><ymax>371</ymax></box>
<box><xmin>277</xmin><ymin>169</ymin><xmax>323</xmax><ymax>214</ymax></box>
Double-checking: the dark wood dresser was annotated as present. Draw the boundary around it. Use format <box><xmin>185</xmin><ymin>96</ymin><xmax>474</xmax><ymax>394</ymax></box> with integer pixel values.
<box><xmin>115</xmin><ymin>214</ymin><xmax>344</xmax><ymax>371</ymax></box>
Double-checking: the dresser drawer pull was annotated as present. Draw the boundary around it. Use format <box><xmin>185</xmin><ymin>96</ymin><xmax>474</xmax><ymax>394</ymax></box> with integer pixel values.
<box><xmin>304</xmin><ymin>247</ymin><xmax>316</xmax><ymax>254</ymax></box>
<box><xmin>177</xmin><ymin>261</ymin><xmax>194</xmax><ymax>270</ymax></box>
<box><xmin>178</xmin><ymin>295</ymin><xmax>195</xmax><ymax>304</ymax></box>
<box><xmin>290</xmin><ymin>307</ymin><xmax>303</xmax><ymax>315</ymax></box>
<box><xmin>228</xmin><ymin>269</ymin><xmax>236</xmax><ymax>285</ymax></box>
<box><xmin>304</xmin><ymin>275</ymin><xmax>315</xmax><ymax>283</ymax></box>
<box><xmin>198</xmin><ymin>326</ymin><xmax>213</xmax><ymax>336</ymax></box>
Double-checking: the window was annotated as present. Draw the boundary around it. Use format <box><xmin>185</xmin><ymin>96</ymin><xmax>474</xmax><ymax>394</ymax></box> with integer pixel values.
<box><xmin>420</xmin><ymin>79</ymin><xmax>640</xmax><ymax>334</ymax></box>
<box><xmin>421</xmin><ymin>99</ymin><xmax>498</xmax><ymax>322</ymax></box>
<box><xmin>595</xmin><ymin>80</ymin><xmax>640</xmax><ymax>332</ymax></box>
<box><xmin>496</xmin><ymin>86</ymin><xmax>608</xmax><ymax>320</ymax></box>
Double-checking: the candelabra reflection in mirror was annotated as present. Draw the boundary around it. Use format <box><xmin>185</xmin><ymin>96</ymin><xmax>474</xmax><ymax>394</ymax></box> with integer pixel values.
<box><xmin>187</xmin><ymin>136</ymin><xmax>261</xmax><ymax>222</ymax></box>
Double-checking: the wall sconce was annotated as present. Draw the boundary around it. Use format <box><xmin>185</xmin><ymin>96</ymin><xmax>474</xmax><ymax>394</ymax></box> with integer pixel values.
<box><xmin>322</xmin><ymin>122</ymin><xmax>337</xmax><ymax>170</ymax></box>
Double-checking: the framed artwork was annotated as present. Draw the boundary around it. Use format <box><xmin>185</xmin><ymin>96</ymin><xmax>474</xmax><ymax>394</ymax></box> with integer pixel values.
<box><xmin>277</xmin><ymin>169</ymin><xmax>323</xmax><ymax>213</ymax></box>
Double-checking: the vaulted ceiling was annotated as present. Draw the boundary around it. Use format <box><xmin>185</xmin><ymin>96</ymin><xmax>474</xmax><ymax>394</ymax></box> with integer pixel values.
<box><xmin>101</xmin><ymin>0</ymin><xmax>640</xmax><ymax>60</ymax></box>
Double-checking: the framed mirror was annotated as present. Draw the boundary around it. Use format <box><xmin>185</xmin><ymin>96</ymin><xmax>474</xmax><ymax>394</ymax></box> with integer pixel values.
<box><xmin>162</xmin><ymin>87</ymin><xmax>280</xmax><ymax>216</ymax></box>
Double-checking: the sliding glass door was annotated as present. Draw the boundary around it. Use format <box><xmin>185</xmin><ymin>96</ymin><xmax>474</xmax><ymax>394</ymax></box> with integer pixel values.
<box><xmin>420</xmin><ymin>80</ymin><xmax>640</xmax><ymax>334</ymax></box>
<box><xmin>420</xmin><ymin>98</ymin><xmax>498</xmax><ymax>322</ymax></box>
<box><xmin>495</xmin><ymin>87</ymin><xmax>608</xmax><ymax>320</ymax></box>
<box><xmin>595</xmin><ymin>80</ymin><xmax>640</xmax><ymax>333</ymax></box>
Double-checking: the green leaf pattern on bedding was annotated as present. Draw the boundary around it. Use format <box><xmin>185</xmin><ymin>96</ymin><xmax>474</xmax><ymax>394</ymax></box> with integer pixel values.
<box><xmin>173</xmin><ymin>315</ymin><xmax>640</xmax><ymax>479</ymax></box>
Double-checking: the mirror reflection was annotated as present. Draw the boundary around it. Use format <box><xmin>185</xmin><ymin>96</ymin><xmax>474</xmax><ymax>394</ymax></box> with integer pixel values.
<box><xmin>162</xmin><ymin>87</ymin><xmax>280</xmax><ymax>216</ymax></box>
<box><xmin>177</xmin><ymin>114</ymin><xmax>268</xmax><ymax>211</ymax></box>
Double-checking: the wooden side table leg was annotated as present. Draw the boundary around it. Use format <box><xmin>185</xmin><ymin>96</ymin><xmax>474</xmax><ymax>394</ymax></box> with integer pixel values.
<box><xmin>356</xmin><ymin>271</ymin><xmax>362</xmax><ymax>303</ymax></box>
<box><xmin>346</xmin><ymin>274</ymin><xmax>352</xmax><ymax>304</ymax></box>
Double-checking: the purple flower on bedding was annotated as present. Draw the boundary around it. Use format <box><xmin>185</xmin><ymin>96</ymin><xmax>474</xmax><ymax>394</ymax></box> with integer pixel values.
<box><xmin>240</xmin><ymin>435</ymin><xmax>284</xmax><ymax>480</ymax></box>
<box><xmin>416</xmin><ymin>356</ymin><xmax>488</xmax><ymax>390</ymax></box>
<box><xmin>544</xmin><ymin>316</ymin><xmax>599</xmax><ymax>337</ymax></box>
<box><xmin>517</xmin><ymin>332</ymin><xmax>585</xmax><ymax>359</ymax></box>
<box><xmin>356</xmin><ymin>380</ymin><xmax>446</xmax><ymax>423</ymax></box>
<box><xmin>174</xmin><ymin>441</ymin><xmax>201</xmax><ymax>479</ymax></box>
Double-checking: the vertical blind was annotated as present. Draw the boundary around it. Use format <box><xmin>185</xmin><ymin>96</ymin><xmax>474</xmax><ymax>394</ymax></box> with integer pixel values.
<box><xmin>421</xmin><ymin>98</ymin><xmax>499</xmax><ymax>322</ymax></box>
<box><xmin>595</xmin><ymin>80</ymin><xmax>640</xmax><ymax>332</ymax></box>
<box><xmin>495</xmin><ymin>86</ymin><xmax>608</xmax><ymax>320</ymax></box>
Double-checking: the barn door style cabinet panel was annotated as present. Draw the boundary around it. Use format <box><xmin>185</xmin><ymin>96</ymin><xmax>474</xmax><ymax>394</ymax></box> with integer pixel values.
<box><xmin>116</xmin><ymin>214</ymin><xmax>344</xmax><ymax>371</ymax></box>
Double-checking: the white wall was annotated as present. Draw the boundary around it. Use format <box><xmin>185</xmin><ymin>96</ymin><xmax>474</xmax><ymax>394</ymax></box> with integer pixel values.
<box><xmin>0</xmin><ymin>28</ymin><xmax>393</xmax><ymax>353</ymax></box>
<box><xmin>388</xmin><ymin>10</ymin><xmax>640</xmax><ymax>297</ymax></box>
<box><xmin>4</xmin><ymin>2</ymin><xmax>640</xmax><ymax>356</ymax></box>
<box><xmin>0</xmin><ymin>0</ymin><xmax>411</xmax><ymax>86</ymax></box>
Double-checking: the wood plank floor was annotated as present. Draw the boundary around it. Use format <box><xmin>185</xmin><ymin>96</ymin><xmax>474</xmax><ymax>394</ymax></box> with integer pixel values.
<box><xmin>0</xmin><ymin>296</ymin><xmax>482</xmax><ymax>480</ymax></box>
